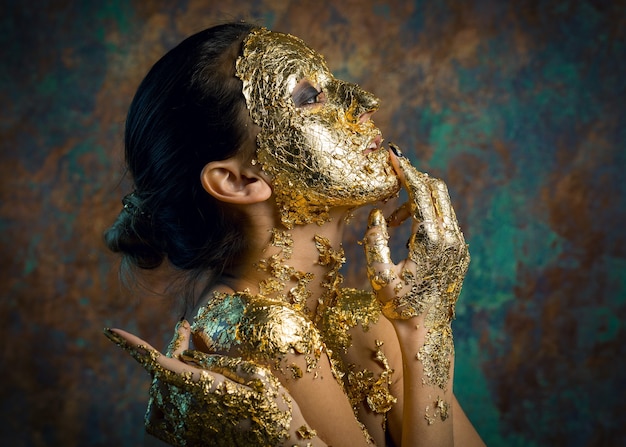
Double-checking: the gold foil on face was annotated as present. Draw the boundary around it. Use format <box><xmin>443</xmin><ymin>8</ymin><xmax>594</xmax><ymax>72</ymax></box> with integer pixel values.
<box><xmin>235</xmin><ymin>28</ymin><xmax>399</xmax><ymax>228</ymax></box>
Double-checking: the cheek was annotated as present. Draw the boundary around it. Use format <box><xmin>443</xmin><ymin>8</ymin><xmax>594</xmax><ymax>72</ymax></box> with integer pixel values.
<box><xmin>295</xmin><ymin>113</ymin><xmax>356</xmax><ymax>153</ymax></box>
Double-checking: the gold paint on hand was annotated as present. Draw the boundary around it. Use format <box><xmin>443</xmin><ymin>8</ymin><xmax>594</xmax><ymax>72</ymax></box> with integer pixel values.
<box><xmin>363</xmin><ymin>149</ymin><xmax>470</xmax><ymax>394</ymax></box>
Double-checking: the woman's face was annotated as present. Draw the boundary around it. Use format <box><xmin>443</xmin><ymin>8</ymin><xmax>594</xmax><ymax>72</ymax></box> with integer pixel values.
<box><xmin>236</xmin><ymin>28</ymin><xmax>399</xmax><ymax>227</ymax></box>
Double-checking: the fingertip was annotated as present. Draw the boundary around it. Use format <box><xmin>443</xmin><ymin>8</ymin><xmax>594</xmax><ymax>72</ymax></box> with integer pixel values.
<box><xmin>389</xmin><ymin>142</ymin><xmax>404</xmax><ymax>158</ymax></box>
<box><xmin>387</xmin><ymin>147</ymin><xmax>403</xmax><ymax>178</ymax></box>
<box><xmin>367</xmin><ymin>208</ymin><xmax>386</xmax><ymax>229</ymax></box>
<box><xmin>176</xmin><ymin>319</ymin><xmax>191</xmax><ymax>332</ymax></box>
<box><xmin>103</xmin><ymin>327</ymin><xmax>126</xmax><ymax>343</ymax></box>
<box><xmin>103</xmin><ymin>328</ymin><xmax>138</xmax><ymax>354</ymax></box>
<box><xmin>102</xmin><ymin>327</ymin><xmax>118</xmax><ymax>342</ymax></box>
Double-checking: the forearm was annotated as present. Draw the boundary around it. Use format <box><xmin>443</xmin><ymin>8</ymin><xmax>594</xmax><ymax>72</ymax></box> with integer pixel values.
<box><xmin>363</xmin><ymin>149</ymin><xmax>479</xmax><ymax>445</ymax></box>
<box><xmin>393</xmin><ymin>319</ymin><xmax>454</xmax><ymax>446</ymax></box>
<box><xmin>452</xmin><ymin>394</ymin><xmax>485</xmax><ymax>446</ymax></box>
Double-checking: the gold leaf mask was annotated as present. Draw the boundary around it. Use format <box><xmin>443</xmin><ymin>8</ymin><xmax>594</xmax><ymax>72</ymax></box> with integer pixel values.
<box><xmin>235</xmin><ymin>28</ymin><xmax>399</xmax><ymax>228</ymax></box>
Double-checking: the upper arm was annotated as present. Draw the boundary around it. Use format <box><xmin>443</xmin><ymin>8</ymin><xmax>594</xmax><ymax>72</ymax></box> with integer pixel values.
<box><xmin>192</xmin><ymin>294</ymin><xmax>373</xmax><ymax>446</ymax></box>
<box><xmin>239</xmin><ymin>300</ymin><xmax>373</xmax><ymax>446</ymax></box>
<box><xmin>276</xmin><ymin>346</ymin><xmax>373</xmax><ymax>446</ymax></box>
<box><xmin>343</xmin><ymin>315</ymin><xmax>404</xmax><ymax>447</ymax></box>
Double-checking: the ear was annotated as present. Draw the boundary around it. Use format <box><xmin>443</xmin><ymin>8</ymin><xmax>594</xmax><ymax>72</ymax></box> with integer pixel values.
<box><xmin>200</xmin><ymin>158</ymin><xmax>272</xmax><ymax>205</ymax></box>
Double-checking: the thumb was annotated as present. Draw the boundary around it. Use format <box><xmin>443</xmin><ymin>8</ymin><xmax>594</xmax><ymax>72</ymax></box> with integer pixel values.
<box><xmin>165</xmin><ymin>319</ymin><xmax>191</xmax><ymax>358</ymax></box>
<box><xmin>364</xmin><ymin>208</ymin><xmax>396</xmax><ymax>293</ymax></box>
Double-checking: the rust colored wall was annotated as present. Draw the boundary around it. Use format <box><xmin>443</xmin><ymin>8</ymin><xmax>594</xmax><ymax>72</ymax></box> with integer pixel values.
<box><xmin>1</xmin><ymin>1</ymin><xmax>624</xmax><ymax>446</ymax></box>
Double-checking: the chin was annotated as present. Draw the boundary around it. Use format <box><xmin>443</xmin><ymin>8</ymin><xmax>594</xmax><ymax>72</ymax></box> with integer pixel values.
<box><xmin>352</xmin><ymin>176</ymin><xmax>402</xmax><ymax>207</ymax></box>
<box><xmin>372</xmin><ymin>175</ymin><xmax>402</xmax><ymax>200</ymax></box>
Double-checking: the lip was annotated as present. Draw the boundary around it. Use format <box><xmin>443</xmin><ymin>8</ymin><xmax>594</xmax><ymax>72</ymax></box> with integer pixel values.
<box><xmin>362</xmin><ymin>135</ymin><xmax>382</xmax><ymax>155</ymax></box>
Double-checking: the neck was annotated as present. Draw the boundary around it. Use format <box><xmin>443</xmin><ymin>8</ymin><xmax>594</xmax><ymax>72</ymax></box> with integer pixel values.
<box><xmin>215</xmin><ymin>207</ymin><xmax>350</xmax><ymax>317</ymax></box>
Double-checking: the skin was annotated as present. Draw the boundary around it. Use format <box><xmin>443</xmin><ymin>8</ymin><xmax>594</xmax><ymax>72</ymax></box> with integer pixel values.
<box><xmin>107</xmin><ymin>29</ymin><xmax>486</xmax><ymax>447</ymax></box>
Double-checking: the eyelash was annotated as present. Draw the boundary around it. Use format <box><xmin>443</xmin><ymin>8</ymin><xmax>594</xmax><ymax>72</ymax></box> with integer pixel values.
<box><xmin>304</xmin><ymin>89</ymin><xmax>323</xmax><ymax>105</ymax></box>
<box><xmin>296</xmin><ymin>86</ymin><xmax>324</xmax><ymax>107</ymax></box>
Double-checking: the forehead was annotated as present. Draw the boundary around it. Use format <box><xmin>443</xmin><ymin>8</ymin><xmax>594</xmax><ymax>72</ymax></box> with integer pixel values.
<box><xmin>236</xmin><ymin>28</ymin><xmax>331</xmax><ymax>98</ymax></box>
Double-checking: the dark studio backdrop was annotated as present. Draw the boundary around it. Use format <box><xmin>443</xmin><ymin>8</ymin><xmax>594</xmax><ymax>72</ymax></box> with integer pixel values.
<box><xmin>1</xmin><ymin>1</ymin><xmax>625</xmax><ymax>446</ymax></box>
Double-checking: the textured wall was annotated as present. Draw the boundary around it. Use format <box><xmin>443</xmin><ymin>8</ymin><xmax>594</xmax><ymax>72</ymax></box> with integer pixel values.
<box><xmin>1</xmin><ymin>1</ymin><xmax>624</xmax><ymax>446</ymax></box>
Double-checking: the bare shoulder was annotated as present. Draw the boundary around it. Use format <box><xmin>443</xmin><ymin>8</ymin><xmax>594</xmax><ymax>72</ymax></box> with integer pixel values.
<box><xmin>191</xmin><ymin>292</ymin><xmax>324</xmax><ymax>371</ymax></box>
<box><xmin>190</xmin><ymin>291</ymin><xmax>373</xmax><ymax>445</ymax></box>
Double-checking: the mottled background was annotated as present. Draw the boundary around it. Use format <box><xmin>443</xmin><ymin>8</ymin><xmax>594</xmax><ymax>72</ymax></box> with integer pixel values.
<box><xmin>1</xmin><ymin>0</ymin><xmax>624</xmax><ymax>446</ymax></box>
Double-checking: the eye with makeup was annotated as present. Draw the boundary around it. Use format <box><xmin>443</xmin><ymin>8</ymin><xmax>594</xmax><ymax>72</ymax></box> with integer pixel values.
<box><xmin>292</xmin><ymin>81</ymin><xmax>325</xmax><ymax>108</ymax></box>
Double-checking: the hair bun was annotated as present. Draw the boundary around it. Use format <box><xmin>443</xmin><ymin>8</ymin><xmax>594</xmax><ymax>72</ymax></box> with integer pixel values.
<box><xmin>105</xmin><ymin>192</ymin><xmax>164</xmax><ymax>269</ymax></box>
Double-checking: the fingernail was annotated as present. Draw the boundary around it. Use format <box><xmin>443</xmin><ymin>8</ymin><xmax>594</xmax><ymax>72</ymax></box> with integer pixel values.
<box><xmin>368</xmin><ymin>209</ymin><xmax>386</xmax><ymax>228</ymax></box>
<box><xmin>103</xmin><ymin>328</ymin><xmax>125</xmax><ymax>346</ymax></box>
<box><xmin>389</xmin><ymin>142</ymin><xmax>404</xmax><ymax>158</ymax></box>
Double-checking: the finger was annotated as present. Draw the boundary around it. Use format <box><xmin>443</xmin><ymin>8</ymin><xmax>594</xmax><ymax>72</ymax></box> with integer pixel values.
<box><xmin>104</xmin><ymin>327</ymin><xmax>200</xmax><ymax>378</ymax></box>
<box><xmin>428</xmin><ymin>178</ymin><xmax>463</xmax><ymax>245</ymax></box>
<box><xmin>165</xmin><ymin>319</ymin><xmax>191</xmax><ymax>358</ymax></box>
<box><xmin>104</xmin><ymin>327</ymin><xmax>157</xmax><ymax>351</ymax></box>
<box><xmin>181</xmin><ymin>352</ymin><xmax>275</xmax><ymax>391</ymax></box>
<box><xmin>394</xmin><ymin>156</ymin><xmax>440</xmax><ymax>243</ymax></box>
<box><xmin>103</xmin><ymin>327</ymin><xmax>161</xmax><ymax>369</ymax></box>
<box><xmin>386</xmin><ymin>201</ymin><xmax>411</xmax><ymax>227</ymax></box>
<box><xmin>388</xmin><ymin>146</ymin><xmax>438</xmax><ymax>237</ymax></box>
<box><xmin>396</xmin><ymin>157</ymin><xmax>437</xmax><ymax>224</ymax></box>
<box><xmin>364</xmin><ymin>208</ymin><xmax>397</xmax><ymax>292</ymax></box>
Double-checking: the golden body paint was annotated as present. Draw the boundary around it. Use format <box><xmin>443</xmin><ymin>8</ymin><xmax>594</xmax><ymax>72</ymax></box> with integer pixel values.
<box><xmin>112</xmin><ymin>28</ymin><xmax>472</xmax><ymax>445</ymax></box>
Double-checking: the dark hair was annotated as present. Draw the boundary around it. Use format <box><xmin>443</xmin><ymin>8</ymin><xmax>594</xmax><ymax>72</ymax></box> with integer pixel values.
<box><xmin>105</xmin><ymin>23</ymin><xmax>255</xmax><ymax>300</ymax></box>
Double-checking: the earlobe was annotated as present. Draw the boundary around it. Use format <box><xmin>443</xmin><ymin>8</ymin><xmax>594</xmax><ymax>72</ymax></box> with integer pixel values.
<box><xmin>200</xmin><ymin>159</ymin><xmax>272</xmax><ymax>205</ymax></box>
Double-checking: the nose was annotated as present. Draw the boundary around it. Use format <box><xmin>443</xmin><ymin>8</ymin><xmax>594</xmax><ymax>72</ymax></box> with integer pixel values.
<box><xmin>355</xmin><ymin>87</ymin><xmax>380</xmax><ymax>123</ymax></box>
<box><xmin>336</xmin><ymin>81</ymin><xmax>380</xmax><ymax>123</ymax></box>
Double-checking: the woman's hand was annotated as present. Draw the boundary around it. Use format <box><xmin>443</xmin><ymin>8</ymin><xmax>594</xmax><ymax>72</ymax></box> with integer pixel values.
<box><xmin>364</xmin><ymin>144</ymin><xmax>470</xmax><ymax>393</ymax></box>
<box><xmin>104</xmin><ymin>323</ymin><xmax>323</xmax><ymax>446</ymax></box>
<box><xmin>363</xmin><ymin>146</ymin><xmax>484</xmax><ymax>446</ymax></box>
<box><xmin>365</xmin><ymin>145</ymin><xmax>470</xmax><ymax>323</ymax></box>
<box><xmin>362</xmin><ymin>145</ymin><xmax>471</xmax><ymax>445</ymax></box>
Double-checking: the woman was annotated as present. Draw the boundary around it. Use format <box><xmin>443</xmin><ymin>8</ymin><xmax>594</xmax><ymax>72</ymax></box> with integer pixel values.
<box><xmin>104</xmin><ymin>23</ymin><xmax>484</xmax><ymax>446</ymax></box>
